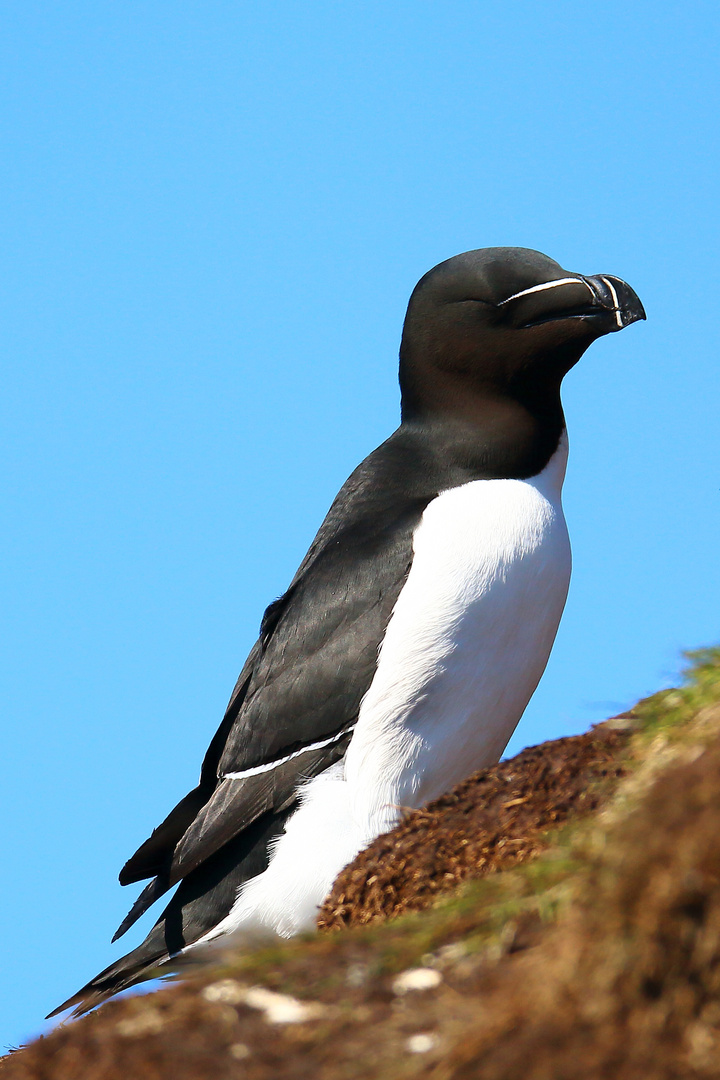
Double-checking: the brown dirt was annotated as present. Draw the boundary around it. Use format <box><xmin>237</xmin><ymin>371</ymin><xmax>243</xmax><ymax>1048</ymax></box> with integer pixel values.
<box><xmin>442</xmin><ymin>723</ymin><xmax>720</xmax><ymax>1080</ymax></box>
<box><xmin>7</xmin><ymin>700</ymin><xmax>720</xmax><ymax>1080</ymax></box>
<box><xmin>319</xmin><ymin>718</ymin><xmax>632</xmax><ymax>929</ymax></box>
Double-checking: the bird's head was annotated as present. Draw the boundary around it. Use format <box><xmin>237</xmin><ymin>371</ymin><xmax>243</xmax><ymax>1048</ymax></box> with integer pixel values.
<box><xmin>399</xmin><ymin>247</ymin><xmax>645</xmax><ymax>424</ymax></box>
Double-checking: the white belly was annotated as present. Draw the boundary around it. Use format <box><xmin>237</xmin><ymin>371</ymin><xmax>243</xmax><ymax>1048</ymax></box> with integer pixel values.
<box><xmin>344</xmin><ymin>436</ymin><xmax>571</xmax><ymax>837</ymax></box>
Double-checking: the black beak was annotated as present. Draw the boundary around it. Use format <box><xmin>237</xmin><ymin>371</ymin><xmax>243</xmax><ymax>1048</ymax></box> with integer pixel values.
<box><xmin>502</xmin><ymin>272</ymin><xmax>646</xmax><ymax>333</ymax></box>
<box><xmin>583</xmin><ymin>274</ymin><xmax>646</xmax><ymax>330</ymax></box>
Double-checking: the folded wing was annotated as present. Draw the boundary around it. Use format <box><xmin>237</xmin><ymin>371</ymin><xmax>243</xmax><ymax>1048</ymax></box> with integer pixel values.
<box><xmin>114</xmin><ymin>427</ymin><xmax>442</xmax><ymax>937</ymax></box>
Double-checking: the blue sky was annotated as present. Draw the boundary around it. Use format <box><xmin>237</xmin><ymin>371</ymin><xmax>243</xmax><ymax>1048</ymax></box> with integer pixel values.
<box><xmin>2</xmin><ymin>0</ymin><xmax>718</xmax><ymax>1050</ymax></box>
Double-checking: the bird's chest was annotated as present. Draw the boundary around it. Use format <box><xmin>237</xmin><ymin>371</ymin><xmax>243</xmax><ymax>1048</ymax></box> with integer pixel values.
<box><xmin>346</xmin><ymin>456</ymin><xmax>571</xmax><ymax>830</ymax></box>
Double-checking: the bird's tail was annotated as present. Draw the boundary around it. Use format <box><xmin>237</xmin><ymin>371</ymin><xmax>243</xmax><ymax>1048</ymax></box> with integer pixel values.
<box><xmin>47</xmin><ymin>930</ymin><xmax>172</xmax><ymax>1018</ymax></box>
<box><xmin>48</xmin><ymin>807</ymin><xmax>293</xmax><ymax>1018</ymax></box>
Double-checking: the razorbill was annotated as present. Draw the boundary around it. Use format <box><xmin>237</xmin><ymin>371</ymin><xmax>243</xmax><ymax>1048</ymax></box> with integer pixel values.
<box><xmin>51</xmin><ymin>247</ymin><xmax>645</xmax><ymax>1017</ymax></box>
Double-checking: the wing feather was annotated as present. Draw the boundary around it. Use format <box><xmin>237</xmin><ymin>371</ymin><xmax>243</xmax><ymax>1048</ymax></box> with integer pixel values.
<box><xmin>115</xmin><ymin>426</ymin><xmax>466</xmax><ymax>930</ymax></box>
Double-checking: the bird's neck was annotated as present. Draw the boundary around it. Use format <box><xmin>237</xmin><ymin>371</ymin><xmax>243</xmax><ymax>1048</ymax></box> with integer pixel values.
<box><xmin>400</xmin><ymin>390</ymin><xmax>567</xmax><ymax>481</ymax></box>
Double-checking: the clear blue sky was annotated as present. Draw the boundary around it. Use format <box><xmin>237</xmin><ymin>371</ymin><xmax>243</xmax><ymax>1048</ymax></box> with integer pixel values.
<box><xmin>2</xmin><ymin>0</ymin><xmax>718</xmax><ymax>1050</ymax></box>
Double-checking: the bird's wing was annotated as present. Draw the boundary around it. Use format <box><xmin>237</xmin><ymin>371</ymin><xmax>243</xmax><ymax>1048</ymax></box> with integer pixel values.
<box><xmin>114</xmin><ymin>426</ymin><xmax>450</xmax><ymax>936</ymax></box>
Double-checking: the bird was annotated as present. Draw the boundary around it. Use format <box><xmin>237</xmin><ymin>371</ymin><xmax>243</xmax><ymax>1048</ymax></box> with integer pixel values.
<box><xmin>51</xmin><ymin>247</ymin><xmax>645</xmax><ymax>1017</ymax></box>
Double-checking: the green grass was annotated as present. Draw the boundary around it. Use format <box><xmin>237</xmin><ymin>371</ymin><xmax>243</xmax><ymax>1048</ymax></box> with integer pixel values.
<box><xmin>629</xmin><ymin>647</ymin><xmax>720</xmax><ymax>741</ymax></box>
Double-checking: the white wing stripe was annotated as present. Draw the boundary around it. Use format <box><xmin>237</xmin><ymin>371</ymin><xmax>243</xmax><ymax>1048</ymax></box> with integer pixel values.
<box><xmin>221</xmin><ymin>725</ymin><xmax>356</xmax><ymax>780</ymax></box>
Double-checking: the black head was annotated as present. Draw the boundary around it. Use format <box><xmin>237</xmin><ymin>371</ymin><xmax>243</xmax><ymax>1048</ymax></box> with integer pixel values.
<box><xmin>399</xmin><ymin>247</ymin><xmax>645</xmax><ymax>430</ymax></box>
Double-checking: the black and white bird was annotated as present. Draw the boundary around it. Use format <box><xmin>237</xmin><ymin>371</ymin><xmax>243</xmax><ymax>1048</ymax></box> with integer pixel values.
<box><xmin>52</xmin><ymin>247</ymin><xmax>644</xmax><ymax>1017</ymax></box>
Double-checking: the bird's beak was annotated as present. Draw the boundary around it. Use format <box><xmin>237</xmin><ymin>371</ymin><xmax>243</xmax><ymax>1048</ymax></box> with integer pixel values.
<box><xmin>500</xmin><ymin>273</ymin><xmax>646</xmax><ymax>332</ymax></box>
<box><xmin>582</xmin><ymin>275</ymin><xmax>646</xmax><ymax>330</ymax></box>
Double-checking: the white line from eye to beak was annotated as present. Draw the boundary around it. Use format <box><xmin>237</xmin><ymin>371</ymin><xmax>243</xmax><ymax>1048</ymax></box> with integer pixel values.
<box><xmin>499</xmin><ymin>276</ymin><xmax>595</xmax><ymax>306</ymax></box>
<box><xmin>601</xmin><ymin>276</ymin><xmax>624</xmax><ymax>328</ymax></box>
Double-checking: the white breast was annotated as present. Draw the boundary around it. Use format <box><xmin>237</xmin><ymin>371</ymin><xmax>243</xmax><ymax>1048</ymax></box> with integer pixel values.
<box><xmin>188</xmin><ymin>436</ymin><xmax>572</xmax><ymax>948</ymax></box>
<box><xmin>345</xmin><ymin>434</ymin><xmax>571</xmax><ymax>838</ymax></box>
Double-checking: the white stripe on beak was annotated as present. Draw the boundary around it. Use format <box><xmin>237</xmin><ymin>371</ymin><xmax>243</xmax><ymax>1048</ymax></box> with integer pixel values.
<box><xmin>601</xmin><ymin>276</ymin><xmax>624</xmax><ymax>329</ymax></box>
